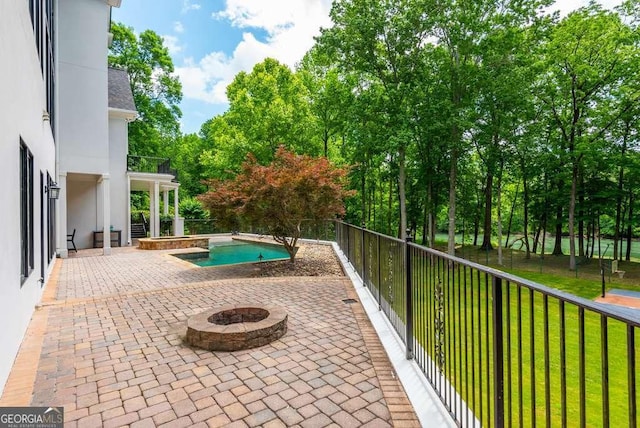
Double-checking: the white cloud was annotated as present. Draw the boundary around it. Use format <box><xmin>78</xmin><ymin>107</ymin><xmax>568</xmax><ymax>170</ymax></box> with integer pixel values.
<box><xmin>176</xmin><ymin>32</ymin><xmax>271</xmax><ymax>104</ymax></box>
<box><xmin>162</xmin><ymin>35</ymin><xmax>183</xmax><ymax>55</ymax></box>
<box><xmin>177</xmin><ymin>0</ymin><xmax>332</xmax><ymax>106</ymax></box>
<box><xmin>174</xmin><ymin>21</ymin><xmax>185</xmax><ymax>33</ymax></box>
<box><xmin>181</xmin><ymin>0</ymin><xmax>201</xmax><ymax>14</ymax></box>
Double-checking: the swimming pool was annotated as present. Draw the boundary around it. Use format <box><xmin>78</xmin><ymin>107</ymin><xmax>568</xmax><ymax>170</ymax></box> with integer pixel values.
<box><xmin>173</xmin><ymin>240</ymin><xmax>290</xmax><ymax>267</ymax></box>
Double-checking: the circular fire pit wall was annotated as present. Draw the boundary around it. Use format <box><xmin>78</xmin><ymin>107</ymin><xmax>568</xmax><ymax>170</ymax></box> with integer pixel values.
<box><xmin>185</xmin><ymin>305</ymin><xmax>287</xmax><ymax>351</ymax></box>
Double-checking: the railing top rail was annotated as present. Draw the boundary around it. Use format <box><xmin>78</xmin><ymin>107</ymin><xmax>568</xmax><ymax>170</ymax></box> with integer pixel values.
<box><xmin>342</xmin><ymin>222</ymin><xmax>405</xmax><ymax>245</ymax></box>
<box><xmin>406</xmin><ymin>241</ymin><xmax>640</xmax><ymax>327</ymax></box>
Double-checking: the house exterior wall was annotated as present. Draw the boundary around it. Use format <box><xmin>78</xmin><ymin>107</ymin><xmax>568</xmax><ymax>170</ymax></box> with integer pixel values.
<box><xmin>56</xmin><ymin>0</ymin><xmax>125</xmax><ymax>252</ymax></box>
<box><xmin>0</xmin><ymin>1</ymin><xmax>56</xmax><ymax>393</ymax></box>
<box><xmin>109</xmin><ymin>117</ymin><xmax>130</xmax><ymax>245</ymax></box>
<box><xmin>57</xmin><ymin>0</ymin><xmax>110</xmax><ymax>175</ymax></box>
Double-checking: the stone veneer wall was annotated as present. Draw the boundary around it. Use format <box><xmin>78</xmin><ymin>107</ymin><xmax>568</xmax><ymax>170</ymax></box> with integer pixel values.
<box><xmin>138</xmin><ymin>237</ymin><xmax>209</xmax><ymax>250</ymax></box>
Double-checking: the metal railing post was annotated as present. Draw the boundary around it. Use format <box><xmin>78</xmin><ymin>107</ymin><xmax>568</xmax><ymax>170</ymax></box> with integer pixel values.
<box><xmin>346</xmin><ymin>224</ymin><xmax>350</xmax><ymax>262</ymax></box>
<box><xmin>406</xmin><ymin>229</ymin><xmax>414</xmax><ymax>360</ymax></box>
<box><xmin>362</xmin><ymin>222</ymin><xmax>366</xmax><ymax>287</ymax></box>
<box><xmin>492</xmin><ymin>276</ymin><xmax>505</xmax><ymax>428</ymax></box>
<box><xmin>377</xmin><ymin>233</ymin><xmax>382</xmax><ymax>311</ymax></box>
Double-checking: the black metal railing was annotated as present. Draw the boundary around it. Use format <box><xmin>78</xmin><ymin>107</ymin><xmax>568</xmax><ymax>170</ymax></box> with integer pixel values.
<box><xmin>127</xmin><ymin>155</ymin><xmax>178</xmax><ymax>181</ymax></box>
<box><xmin>336</xmin><ymin>221</ymin><xmax>640</xmax><ymax>427</ymax></box>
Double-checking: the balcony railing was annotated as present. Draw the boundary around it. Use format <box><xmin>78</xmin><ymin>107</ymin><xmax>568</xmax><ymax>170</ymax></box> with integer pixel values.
<box><xmin>127</xmin><ymin>155</ymin><xmax>178</xmax><ymax>181</ymax></box>
<box><xmin>335</xmin><ymin>221</ymin><xmax>639</xmax><ymax>427</ymax></box>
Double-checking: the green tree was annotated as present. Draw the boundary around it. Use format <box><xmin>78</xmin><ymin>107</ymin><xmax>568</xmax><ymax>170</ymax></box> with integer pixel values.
<box><xmin>168</xmin><ymin>133</ymin><xmax>209</xmax><ymax>197</ymax></box>
<box><xmin>298</xmin><ymin>47</ymin><xmax>354</xmax><ymax>159</ymax></box>
<box><xmin>318</xmin><ymin>0</ymin><xmax>435</xmax><ymax>239</ymax></box>
<box><xmin>109</xmin><ymin>22</ymin><xmax>182</xmax><ymax>156</ymax></box>
<box><xmin>536</xmin><ymin>5</ymin><xmax>640</xmax><ymax>270</ymax></box>
<box><xmin>224</xmin><ymin>58</ymin><xmax>319</xmax><ymax>162</ymax></box>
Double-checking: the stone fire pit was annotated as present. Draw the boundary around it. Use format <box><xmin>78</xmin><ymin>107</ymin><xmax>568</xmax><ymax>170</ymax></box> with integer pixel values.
<box><xmin>185</xmin><ymin>304</ymin><xmax>287</xmax><ymax>351</ymax></box>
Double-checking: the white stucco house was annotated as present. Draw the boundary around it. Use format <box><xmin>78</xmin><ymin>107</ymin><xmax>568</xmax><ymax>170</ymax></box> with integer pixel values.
<box><xmin>0</xmin><ymin>0</ymin><xmax>180</xmax><ymax>394</ymax></box>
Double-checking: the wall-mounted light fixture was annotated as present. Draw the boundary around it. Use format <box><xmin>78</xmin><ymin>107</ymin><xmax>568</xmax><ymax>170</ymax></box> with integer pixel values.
<box><xmin>42</xmin><ymin>110</ymin><xmax>50</xmax><ymax>122</ymax></box>
<box><xmin>46</xmin><ymin>182</ymin><xmax>61</xmax><ymax>200</ymax></box>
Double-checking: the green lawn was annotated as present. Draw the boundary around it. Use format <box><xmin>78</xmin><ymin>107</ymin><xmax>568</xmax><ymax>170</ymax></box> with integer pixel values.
<box><xmin>352</xmin><ymin>228</ymin><xmax>638</xmax><ymax>426</ymax></box>
<box><xmin>374</xmin><ymin>255</ymin><xmax>639</xmax><ymax>427</ymax></box>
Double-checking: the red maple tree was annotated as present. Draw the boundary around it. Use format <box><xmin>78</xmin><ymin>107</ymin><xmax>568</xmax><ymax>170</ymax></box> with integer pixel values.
<box><xmin>198</xmin><ymin>146</ymin><xmax>353</xmax><ymax>262</ymax></box>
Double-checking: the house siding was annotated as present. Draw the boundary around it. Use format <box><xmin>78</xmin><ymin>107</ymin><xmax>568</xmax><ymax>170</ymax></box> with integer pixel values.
<box><xmin>0</xmin><ymin>1</ymin><xmax>56</xmax><ymax>393</ymax></box>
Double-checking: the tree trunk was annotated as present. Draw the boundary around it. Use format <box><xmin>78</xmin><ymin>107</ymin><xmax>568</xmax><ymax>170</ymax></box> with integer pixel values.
<box><xmin>568</xmin><ymin>163</ymin><xmax>578</xmax><ymax>270</ymax></box>
<box><xmin>541</xmin><ymin>213</ymin><xmax>547</xmax><ymax>259</ymax></box>
<box><xmin>523</xmin><ymin>175</ymin><xmax>531</xmax><ymax>259</ymax></box>
<box><xmin>371</xmin><ymin>178</ymin><xmax>376</xmax><ymax>227</ymax></box>
<box><xmin>323</xmin><ymin>128</ymin><xmax>329</xmax><ymax>158</ymax></box>
<box><xmin>585</xmin><ymin>217</ymin><xmax>591</xmax><ymax>258</ymax></box>
<box><xmin>447</xmin><ymin>147</ymin><xmax>458</xmax><ymax>255</ymax></box>
<box><xmin>589</xmin><ymin>216</ymin><xmax>596</xmax><ymax>258</ymax></box>
<box><xmin>597</xmin><ymin>213</ymin><xmax>602</xmax><ymax>259</ymax></box>
<box><xmin>497</xmin><ymin>174</ymin><xmax>503</xmax><ymax>265</ymax></box>
<box><xmin>552</xmin><ymin>201</ymin><xmax>564</xmax><ymax>256</ymax></box>
<box><xmin>505</xmin><ymin>184</ymin><xmax>519</xmax><ymax>248</ymax></box>
<box><xmin>387</xmin><ymin>175</ymin><xmax>393</xmax><ymax>236</ymax></box>
<box><xmin>614</xmin><ymin>129</ymin><xmax>627</xmax><ymax>260</ymax></box>
<box><xmin>626</xmin><ymin>190</ymin><xmax>633</xmax><ymax>261</ymax></box>
<box><xmin>578</xmin><ymin>172</ymin><xmax>585</xmax><ymax>258</ymax></box>
<box><xmin>423</xmin><ymin>181</ymin><xmax>432</xmax><ymax>246</ymax></box>
<box><xmin>361</xmin><ymin>165</ymin><xmax>366</xmax><ymax>227</ymax></box>
<box><xmin>473</xmin><ymin>201</ymin><xmax>480</xmax><ymax>247</ymax></box>
<box><xmin>533</xmin><ymin>222</ymin><xmax>541</xmax><ymax>254</ymax></box>
<box><xmin>480</xmin><ymin>172</ymin><xmax>494</xmax><ymax>251</ymax></box>
<box><xmin>398</xmin><ymin>146</ymin><xmax>407</xmax><ymax>239</ymax></box>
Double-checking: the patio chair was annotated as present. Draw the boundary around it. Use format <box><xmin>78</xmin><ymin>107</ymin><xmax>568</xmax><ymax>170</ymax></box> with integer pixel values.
<box><xmin>67</xmin><ymin>229</ymin><xmax>77</xmax><ymax>252</ymax></box>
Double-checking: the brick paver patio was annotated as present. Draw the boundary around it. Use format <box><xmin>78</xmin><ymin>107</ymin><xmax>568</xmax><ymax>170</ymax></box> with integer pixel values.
<box><xmin>1</xmin><ymin>244</ymin><xmax>420</xmax><ymax>427</ymax></box>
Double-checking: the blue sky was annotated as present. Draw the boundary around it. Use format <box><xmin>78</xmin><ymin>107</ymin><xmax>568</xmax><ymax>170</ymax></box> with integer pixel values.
<box><xmin>112</xmin><ymin>0</ymin><xmax>332</xmax><ymax>134</ymax></box>
<box><xmin>112</xmin><ymin>0</ymin><xmax>621</xmax><ymax>135</ymax></box>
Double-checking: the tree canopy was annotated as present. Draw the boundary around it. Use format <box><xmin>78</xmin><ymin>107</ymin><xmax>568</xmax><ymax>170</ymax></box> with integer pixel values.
<box><xmin>127</xmin><ymin>0</ymin><xmax>640</xmax><ymax>271</ymax></box>
<box><xmin>108</xmin><ymin>22</ymin><xmax>182</xmax><ymax>157</ymax></box>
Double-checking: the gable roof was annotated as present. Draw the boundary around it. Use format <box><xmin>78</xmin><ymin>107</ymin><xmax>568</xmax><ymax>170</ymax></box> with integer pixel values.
<box><xmin>108</xmin><ymin>67</ymin><xmax>136</xmax><ymax>113</ymax></box>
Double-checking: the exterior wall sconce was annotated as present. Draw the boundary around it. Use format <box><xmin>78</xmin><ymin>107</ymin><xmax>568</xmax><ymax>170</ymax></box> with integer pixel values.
<box><xmin>46</xmin><ymin>182</ymin><xmax>61</xmax><ymax>200</ymax></box>
<box><xmin>42</xmin><ymin>110</ymin><xmax>50</xmax><ymax>122</ymax></box>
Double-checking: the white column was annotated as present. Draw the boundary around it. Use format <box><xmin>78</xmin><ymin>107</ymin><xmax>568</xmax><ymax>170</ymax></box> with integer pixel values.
<box><xmin>153</xmin><ymin>180</ymin><xmax>160</xmax><ymax>237</ymax></box>
<box><xmin>148</xmin><ymin>182</ymin><xmax>155</xmax><ymax>237</ymax></box>
<box><xmin>173</xmin><ymin>186</ymin><xmax>180</xmax><ymax>236</ymax></box>
<box><xmin>163</xmin><ymin>190</ymin><xmax>169</xmax><ymax>216</ymax></box>
<box><xmin>99</xmin><ymin>174</ymin><xmax>111</xmax><ymax>255</ymax></box>
<box><xmin>57</xmin><ymin>172</ymin><xmax>68</xmax><ymax>258</ymax></box>
<box><xmin>126</xmin><ymin>176</ymin><xmax>131</xmax><ymax>245</ymax></box>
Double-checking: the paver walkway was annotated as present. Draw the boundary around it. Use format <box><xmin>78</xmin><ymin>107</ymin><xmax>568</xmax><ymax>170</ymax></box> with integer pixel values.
<box><xmin>1</xmin><ymin>245</ymin><xmax>420</xmax><ymax>427</ymax></box>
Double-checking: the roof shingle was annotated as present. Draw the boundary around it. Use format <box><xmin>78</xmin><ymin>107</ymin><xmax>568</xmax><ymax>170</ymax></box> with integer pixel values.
<box><xmin>108</xmin><ymin>67</ymin><xmax>136</xmax><ymax>112</ymax></box>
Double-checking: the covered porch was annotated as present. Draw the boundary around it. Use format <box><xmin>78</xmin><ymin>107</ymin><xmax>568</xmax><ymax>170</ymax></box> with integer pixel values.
<box><xmin>128</xmin><ymin>172</ymin><xmax>182</xmax><ymax>240</ymax></box>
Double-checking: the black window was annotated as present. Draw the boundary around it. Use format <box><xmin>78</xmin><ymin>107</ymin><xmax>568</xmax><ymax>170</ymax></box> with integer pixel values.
<box><xmin>20</xmin><ymin>140</ymin><xmax>34</xmax><ymax>284</ymax></box>
<box><xmin>29</xmin><ymin>0</ymin><xmax>55</xmax><ymax>134</ymax></box>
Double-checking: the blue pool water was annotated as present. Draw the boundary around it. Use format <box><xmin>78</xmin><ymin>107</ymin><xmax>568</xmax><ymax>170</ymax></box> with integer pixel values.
<box><xmin>174</xmin><ymin>240</ymin><xmax>290</xmax><ymax>267</ymax></box>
